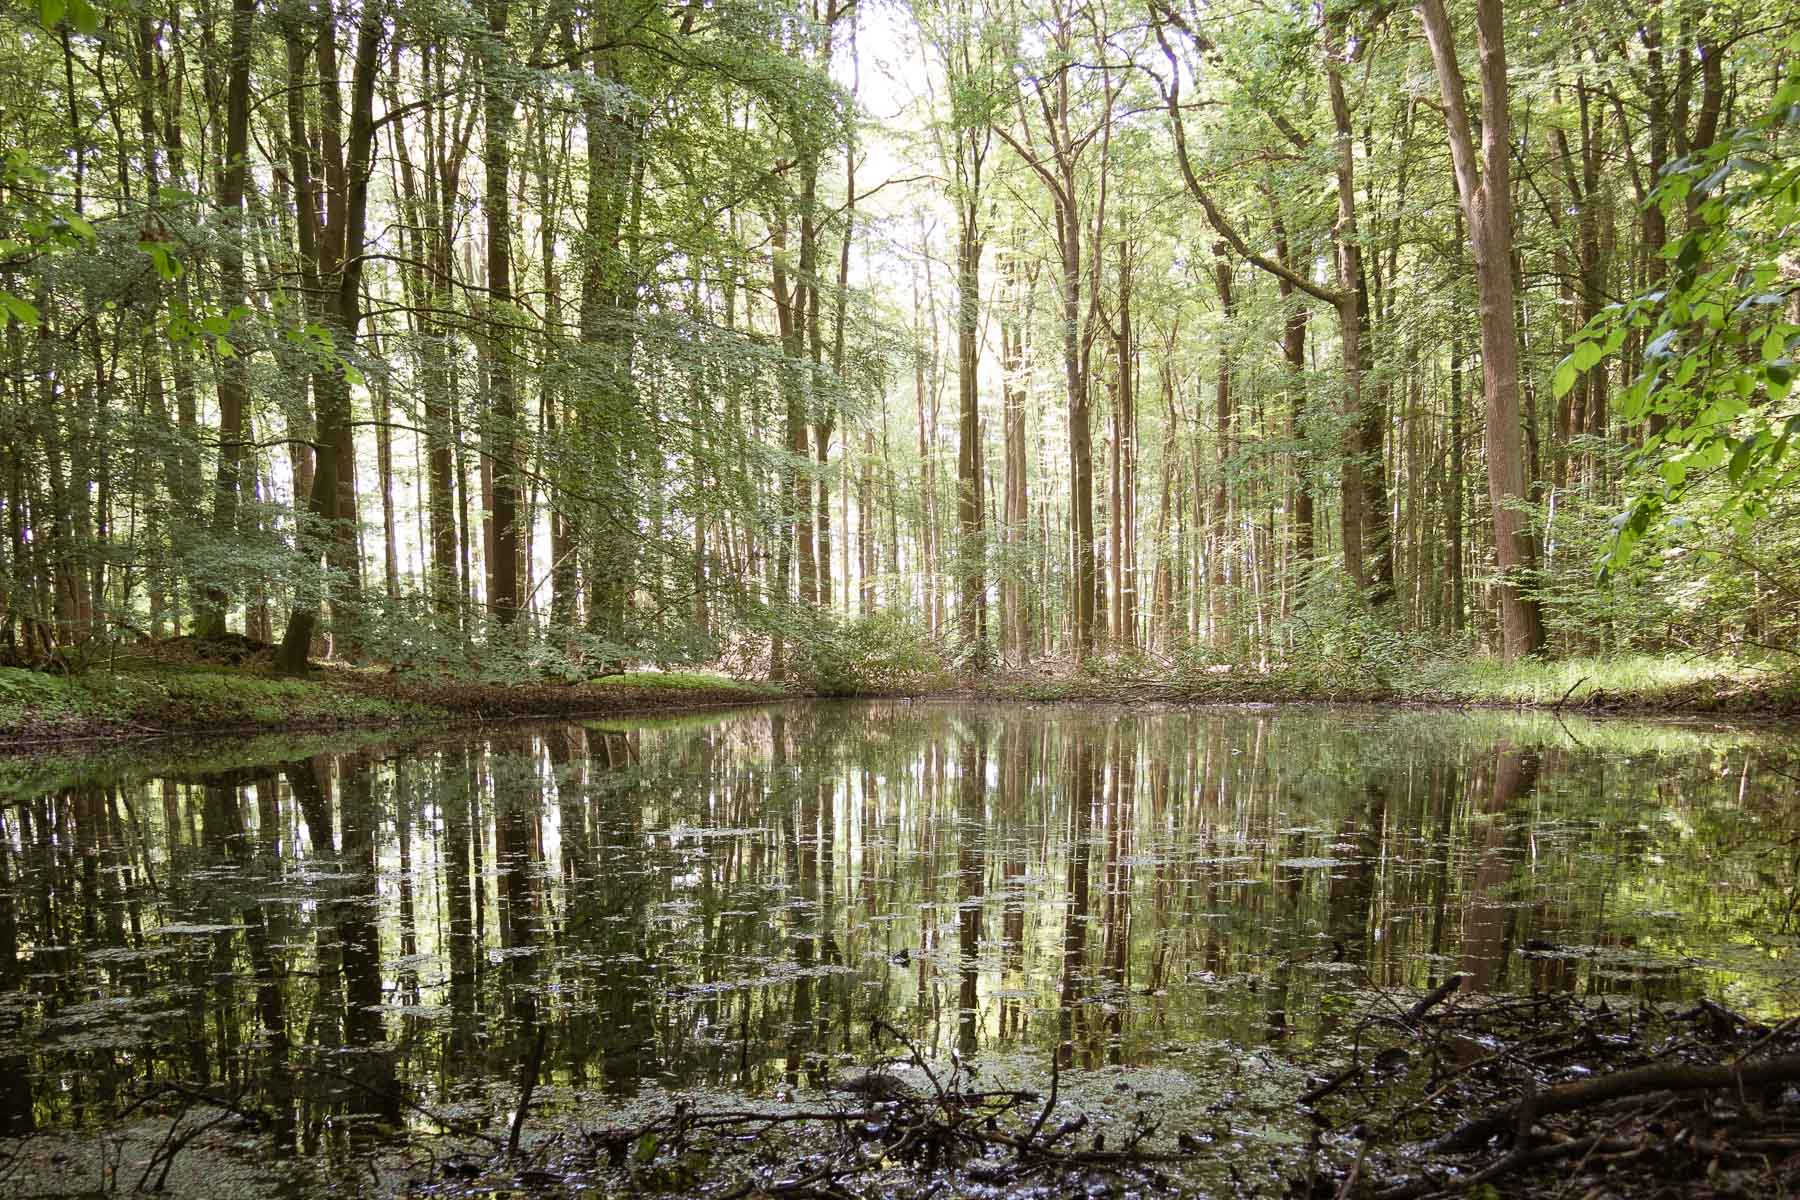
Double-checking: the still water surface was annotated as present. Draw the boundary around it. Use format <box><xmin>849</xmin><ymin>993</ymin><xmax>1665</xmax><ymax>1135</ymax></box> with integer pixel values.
<box><xmin>1</xmin><ymin>702</ymin><xmax>1797</xmax><ymax>1159</ymax></box>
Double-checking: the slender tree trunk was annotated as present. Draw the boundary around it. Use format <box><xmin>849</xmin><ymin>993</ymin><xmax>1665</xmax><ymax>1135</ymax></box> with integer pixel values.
<box><xmin>1272</xmin><ymin>218</ymin><xmax>1313</xmax><ymax>590</ymax></box>
<box><xmin>1210</xmin><ymin>243</ymin><xmax>1233</xmax><ymax>645</ymax></box>
<box><xmin>956</xmin><ymin>207</ymin><xmax>985</xmax><ymax>648</ymax></box>
<box><xmin>1113</xmin><ymin>247</ymin><xmax>1136</xmax><ymax>652</ymax></box>
<box><xmin>278</xmin><ymin>0</ymin><xmax>383</xmax><ymax>671</ymax></box>
<box><xmin>1419</xmin><ymin>0</ymin><xmax>1545</xmax><ymax>660</ymax></box>
<box><xmin>482</xmin><ymin>0</ymin><xmax>520</xmax><ymax>624</ymax></box>
<box><xmin>1062</xmin><ymin>200</ymin><xmax>1097</xmax><ymax>659</ymax></box>
<box><xmin>1324</xmin><ymin>38</ymin><xmax>1384</xmax><ymax>599</ymax></box>
<box><xmin>1449</xmin><ymin>309</ymin><xmax>1466</xmax><ymax>634</ymax></box>
<box><xmin>858</xmin><ymin>430</ymin><xmax>875</xmax><ymax>614</ymax></box>
<box><xmin>1001</xmin><ymin>268</ymin><xmax>1030</xmax><ymax>663</ymax></box>
<box><xmin>194</xmin><ymin>0</ymin><xmax>257</xmax><ymax>638</ymax></box>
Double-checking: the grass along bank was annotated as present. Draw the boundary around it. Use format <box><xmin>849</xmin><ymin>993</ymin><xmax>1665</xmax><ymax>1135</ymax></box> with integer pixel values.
<box><xmin>961</xmin><ymin>652</ymin><xmax>1800</xmax><ymax>716</ymax></box>
<box><xmin>0</xmin><ymin>650</ymin><xmax>789</xmax><ymax>749</ymax></box>
<box><xmin>3</xmin><ymin>641</ymin><xmax>1793</xmax><ymax>751</ymax></box>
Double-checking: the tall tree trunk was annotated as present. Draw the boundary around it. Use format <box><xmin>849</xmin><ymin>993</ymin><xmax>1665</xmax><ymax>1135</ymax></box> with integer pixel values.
<box><xmin>1324</xmin><ymin>33</ymin><xmax>1387</xmax><ymax>599</ymax></box>
<box><xmin>483</xmin><ymin>0</ymin><xmax>520</xmax><ymax>624</ymax></box>
<box><xmin>858</xmin><ymin>431</ymin><xmax>875</xmax><ymax>614</ymax></box>
<box><xmin>195</xmin><ymin>0</ymin><xmax>257</xmax><ymax>638</ymax></box>
<box><xmin>1271</xmin><ymin>216</ymin><xmax>1313</xmax><ymax>590</ymax></box>
<box><xmin>1063</xmin><ymin>199</ymin><xmax>1097</xmax><ymax>660</ymax></box>
<box><xmin>1155</xmin><ymin>14</ymin><xmax>1372</xmax><ymax>601</ymax></box>
<box><xmin>956</xmin><ymin>205</ymin><xmax>984</xmax><ymax>649</ymax></box>
<box><xmin>1000</xmin><ymin>265</ymin><xmax>1030</xmax><ymax>663</ymax></box>
<box><xmin>1420</xmin><ymin>0</ymin><xmax>1545</xmax><ymax>660</ymax></box>
<box><xmin>1210</xmin><ymin>243</ymin><xmax>1233</xmax><ymax>644</ymax></box>
<box><xmin>278</xmin><ymin>0</ymin><xmax>384</xmax><ymax>671</ymax></box>
<box><xmin>1448</xmin><ymin>305</ymin><xmax>1466</xmax><ymax>634</ymax></box>
<box><xmin>1113</xmin><ymin>246</ymin><xmax>1136</xmax><ymax>652</ymax></box>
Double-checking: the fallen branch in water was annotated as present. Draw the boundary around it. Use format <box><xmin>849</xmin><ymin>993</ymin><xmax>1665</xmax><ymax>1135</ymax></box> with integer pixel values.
<box><xmin>1434</xmin><ymin>1052</ymin><xmax>1800</xmax><ymax>1152</ymax></box>
<box><xmin>1404</xmin><ymin>975</ymin><xmax>1463</xmax><ymax>1023</ymax></box>
<box><xmin>507</xmin><ymin>1026</ymin><xmax>548</xmax><ymax>1156</ymax></box>
<box><xmin>1371</xmin><ymin>1134</ymin><xmax>1641</xmax><ymax>1200</ymax></box>
<box><xmin>1294</xmin><ymin>991</ymin><xmax>1800</xmax><ymax>1200</ymax></box>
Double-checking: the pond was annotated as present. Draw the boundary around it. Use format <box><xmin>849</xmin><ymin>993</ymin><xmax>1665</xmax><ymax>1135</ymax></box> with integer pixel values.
<box><xmin>1</xmin><ymin>702</ymin><xmax>1798</xmax><ymax>1194</ymax></box>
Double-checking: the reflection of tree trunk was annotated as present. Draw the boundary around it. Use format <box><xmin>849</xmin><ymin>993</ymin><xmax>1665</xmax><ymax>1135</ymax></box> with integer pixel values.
<box><xmin>593</xmin><ymin>729</ymin><xmax>654</xmax><ymax>1096</ymax></box>
<box><xmin>1101</xmin><ymin>726</ymin><xmax>1133</xmax><ymax>1062</ymax></box>
<box><xmin>787</xmin><ymin>743</ymin><xmax>819</xmax><ymax>1087</ymax></box>
<box><xmin>957</xmin><ymin>724</ymin><xmax>988</xmax><ymax>1057</ymax></box>
<box><xmin>1327</xmin><ymin>784</ymin><xmax>1385</xmax><ymax>969</ymax></box>
<box><xmin>0</xmin><ymin>824</ymin><xmax>29</xmax><ymax>1135</ymax></box>
<box><xmin>1424</xmin><ymin>762</ymin><xmax>1459</xmax><ymax>987</ymax></box>
<box><xmin>1266</xmin><ymin>826</ymin><xmax>1307</xmax><ymax>1042</ymax></box>
<box><xmin>442</xmin><ymin>747</ymin><xmax>479</xmax><ymax>1068</ymax></box>
<box><xmin>288</xmin><ymin>761</ymin><xmax>342</xmax><ymax>1143</ymax></box>
<box><xmin>494</xmin><ymin>739</ymin><xmax>540</xmax><ymax>972</ymax></box>
<box><xmin>337</xmin><ymin>757</ymin><xmax>399</xmax><ymax>1123</ymax></box>
<box><xmin>285</xmin><ymin>759</ymin><xmax>337</xmax><ymax>856</ymax></box>
<box><xmin>392</xmin><ymin>760</ymin><xmax>418</xmax><ymax>992</ymax></box>
<box><xmin>1459</xmin><ymin>744</ymin><xmax>1538</xmax><ymax>990</ymax></box>
<box><xmin>0</xmin><ymin>833</ymin><xmax>16</xmax><ymax>985</ymax></box>
<box><xmin>998</xmin><ymin>719</ymin><xmax>1027</xmax><ymax>1042</ymax></box>
<box><xmin>241</xmin><ymin>770</ymin><xmax>294</xmax><ymax>1150</ymax></box>
<box><xmin>1059</xmin><ymin>733</ymin><xmax>1097</xmax><ymax>1066</ymax></box>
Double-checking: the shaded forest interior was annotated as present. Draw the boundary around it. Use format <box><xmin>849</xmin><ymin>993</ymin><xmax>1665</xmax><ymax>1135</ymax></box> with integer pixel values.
<box><xmin>2</xmin><ymin>0</ymin><xmax>1797</xmax><ymax>683</ymax></box>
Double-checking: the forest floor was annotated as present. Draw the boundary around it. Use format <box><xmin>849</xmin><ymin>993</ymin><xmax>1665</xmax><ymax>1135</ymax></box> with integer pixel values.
<box><xmin>9</xmin><ymin>980</ymin><xmax>1795</xmax><ymax>1199</ymax></box>
<box><xmin>2</xmin><ymin>638</ymin><xmax>1796</xmax><ymax>752</ymax></box>
<box><xmin>962</xmin><ymin>651</ymin><xmax>1800</xmax><ymax>718</ymax></box>
<box><xmin>0</xmin><ymin>634</ymin><xmax>789</xmax><ymax>750</ymax></box>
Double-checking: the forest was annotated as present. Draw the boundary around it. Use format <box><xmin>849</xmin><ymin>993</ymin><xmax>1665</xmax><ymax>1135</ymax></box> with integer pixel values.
<box><xmin>1</xmin><ymin>0</ymin><xmax>1797</xmax><ymax>693</ymax></box>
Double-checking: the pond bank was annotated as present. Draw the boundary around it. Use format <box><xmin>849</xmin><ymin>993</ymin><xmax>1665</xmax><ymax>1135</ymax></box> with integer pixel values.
<box><xmin>961</xmin><ymin>652</ymin><xmax>1800</xmax><ymax>719</ymax></box>
<box><xmin>0</xmin><ymin>651</ymin><xmax>789</xmax><ymax>751</ymax></box>
<box><xmin>2</xmin><ymin>644</ymin><xmax>1795</xmax><ymax>751</ymax></box>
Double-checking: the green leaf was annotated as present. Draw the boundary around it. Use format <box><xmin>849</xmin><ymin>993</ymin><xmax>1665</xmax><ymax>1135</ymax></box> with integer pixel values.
<box><xmin>139</xmin><ymin>242</ymin><xmax>184</xmax><ymax>281</ymax></box>
<box><xmin>1674</xmin><ymin>236</ymin><xmax>1703</xmax><ymax>273</ymax></box>
<box><xmin>1571</xmin><ymin>340</ymin><xmax>1604</xmax><ymax>371</ymax></box>
<box><xmin>66</xmin><ymin>0</ymin><xmax>99</xmax><ymax>35</ymax></box>
<box><xmin>38</xmin><ymin>0</ymin><xmax>66</xmax><ymax>29</ymax></box>
<box><xmin>0</xmin><ymin>292</ymin><xmax>40</xmax><ymax>327</ymax></box>
<box><xmin>1552</xmin><ymin>359</ymin><xmax>1577</xmax><ymax>400</ymax></box>
<box><xmin>1727</xmin><ymin>435</ymin><xmax>1761</xmax><ymax>484</ymax></box>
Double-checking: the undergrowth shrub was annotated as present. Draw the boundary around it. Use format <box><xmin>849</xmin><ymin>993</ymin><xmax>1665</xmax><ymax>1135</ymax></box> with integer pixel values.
<box><xmin>1275</xmin><ymin>573</ymin><xmax>1466</xmax><ymax>690</ymax></box>
<box><xmin>347</xmin><ymin>597</ymin><xmax>708</xmax><ymax>683</ymax></box>
<box><xmin>785</xmin><ymin>609</ymin><xmax>948</xmax><ymax>695</ymax></box>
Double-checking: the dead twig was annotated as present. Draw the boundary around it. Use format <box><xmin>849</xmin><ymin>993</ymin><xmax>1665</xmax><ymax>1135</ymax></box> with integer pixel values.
<box><xmin>1404</xmin><ymin>975</ymin><xmax>1464</xmax><ymax>1023</ymax></box>
<box><xmin>508</xmin><ymin>1025</ymin><xmax>548</xmax><ymax>1156</ymax></box>
<box><xmin>1435</xmin><ymin>1053</ymin><xmax>1800</xmax><ymax>1152</ymax></box>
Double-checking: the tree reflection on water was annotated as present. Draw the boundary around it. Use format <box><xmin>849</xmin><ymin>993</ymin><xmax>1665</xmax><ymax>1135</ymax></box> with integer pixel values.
<box><xmin>1</xmin><ymin>703</ymin><xmax>1796</xmax><ymax>1147</ymax></box>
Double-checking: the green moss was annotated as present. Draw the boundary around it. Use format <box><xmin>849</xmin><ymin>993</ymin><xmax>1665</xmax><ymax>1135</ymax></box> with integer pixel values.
<box><xmin>962</xmin><ymin>653</ymin><xmax>1798</xmax><ymax>714</ymax></box>
<box><xmin>1401</xmin><ymin>653</ymin><xmax>1797</xmax><ymax>709</ymax></box>
<box><xmin>0</xmin><ymin>663</ymin><xmax>441</xmax><ymax>746</ymax></box>
<box><xmin>590</xmin><ymin>671</ymin><xmax>782</xmax><ymax>697</ymax></box>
